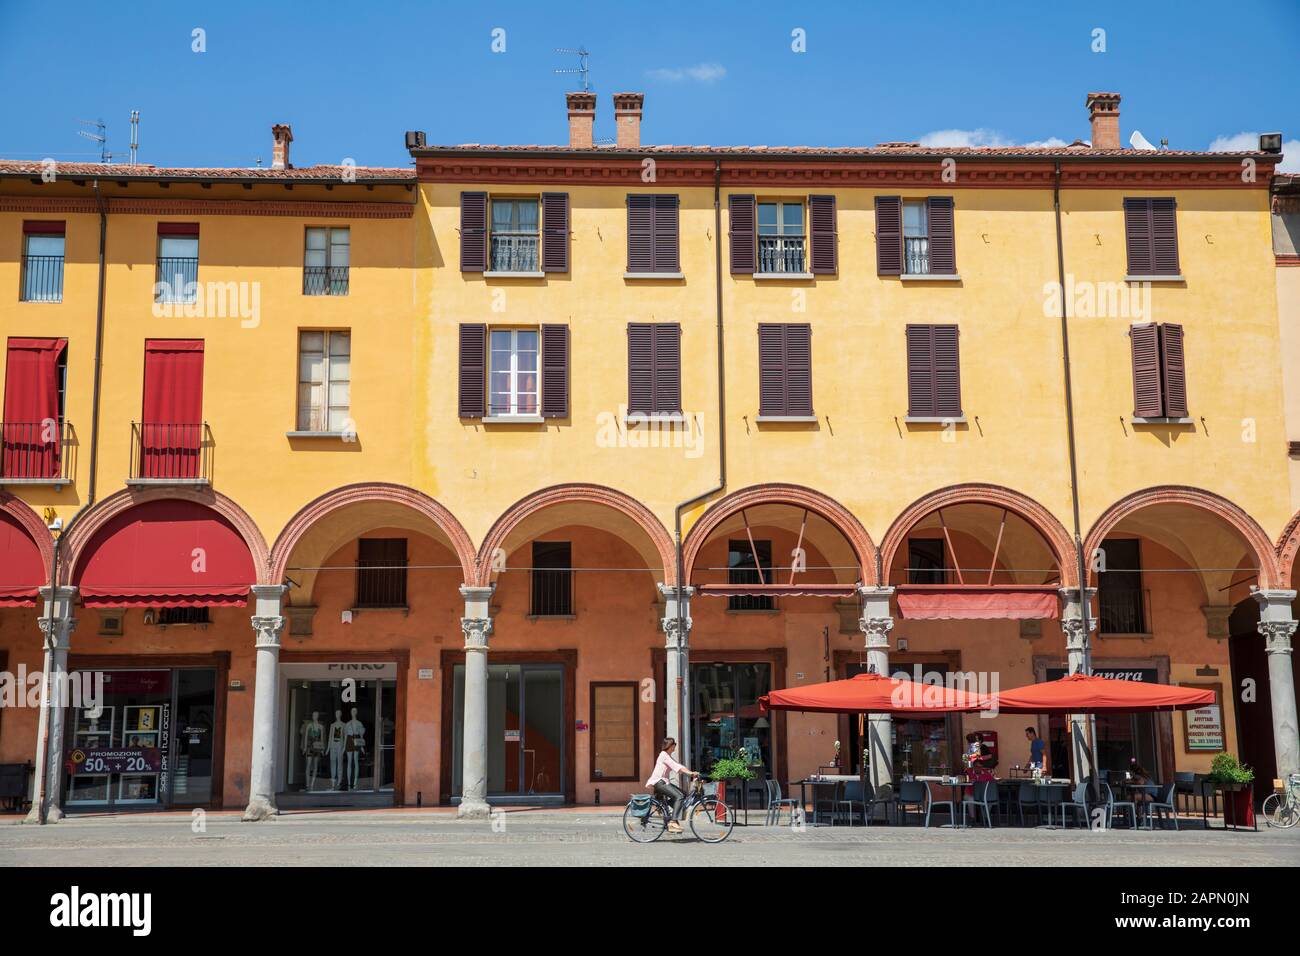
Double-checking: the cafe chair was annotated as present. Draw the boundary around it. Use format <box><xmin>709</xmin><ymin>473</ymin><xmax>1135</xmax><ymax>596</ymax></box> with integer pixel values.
<box><xmin>1015</xmin><ymin>781</ymin><xmax>1042</xmax><ymax>826</ymax></box>
<box><xmin>1101</xmin><ymin>782</ymin><xmax>1137</xmax><ymax>829</ymax></box>
<box><xmin>764</xmin><ymin>779</ymin><xmax>799</xmax><ymax>827</ymax></box>
<box><xmin>923</xmin><ymin>780</ymin><xmax>956</xmax><ymax>828</ymax></box>
<box><xmin>961</xmin><ymin>778</ymin><xmax>998</xmax><ymax>828</ymax></box>
<box><xmin>1174</xmin><ymin>771</ymin><xmax>1197</xmax><ymax>814</ymax></box>
<box><xmin>864</xmin><ymin>781</ymin><xmax>897</xmax><ymax>825</ymax></box>
<box><xmin>834</xmin><ymin>779</ymin><xmax>866</xmax><ymax>826</ymax></box>
<box><xmin>896</xmin><ymin>780</ymin><xmax>926</xmax><ymax>826</ymax></box>
<box><xmin>1148</xmin><ymin>782</ymin><xmax>1180</xmax><ymax>830</ymax></box>
<box><xmin>1060</xmin><ymin>781</ymin><xmax>1091</xmax><ymax>828</ymax></box>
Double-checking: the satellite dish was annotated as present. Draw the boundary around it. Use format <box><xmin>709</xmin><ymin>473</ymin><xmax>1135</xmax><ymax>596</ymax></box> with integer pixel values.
<box><xmin>1129</xmin><ymin>130</ymin><xmax>1157</xmax><ymax>151</ymax></box>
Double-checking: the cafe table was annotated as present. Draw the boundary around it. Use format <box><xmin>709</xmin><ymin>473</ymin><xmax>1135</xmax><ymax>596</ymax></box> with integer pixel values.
<box><xmin>914</xmin><ymin>775</ymin><xmax>974</xmax><ymax>828</ymax></box>
<box><xmin>795</xmin><ymin>775</ymin><xmax>858</xmax><ymax>826</ymax></box>
<box><xmin>1111</xmin><ymin>781</ymin><xmax>1163</xmax><ymax>829</ymax></box>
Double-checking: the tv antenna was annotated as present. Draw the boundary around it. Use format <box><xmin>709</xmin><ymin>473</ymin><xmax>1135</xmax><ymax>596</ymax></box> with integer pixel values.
<box><xmin>77</xmin><ymin>118</ymin><xmax>113</xmax><ymax>163</ymax></box>
<box><xmin>554</xmin><ymin>46</ymin><xmax>591</xmax><ymax>91</ymax></box>
<box><xmin>129</xmin><ymin>110</ymin><xmax>140</xmax><ymax>166</ymax></box>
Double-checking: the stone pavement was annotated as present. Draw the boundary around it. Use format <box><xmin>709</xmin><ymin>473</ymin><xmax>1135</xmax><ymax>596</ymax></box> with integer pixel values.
<box><xmin>3</xmin><ymin>808</ymin><xmax>1298</xmax><ymax>866</ymax></box>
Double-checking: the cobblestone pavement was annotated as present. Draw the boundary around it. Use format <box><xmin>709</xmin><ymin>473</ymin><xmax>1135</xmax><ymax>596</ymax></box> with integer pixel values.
<box><xmin>3</xmin><ymin>809</ymin><xmax>1298</xmax><ymax>866</ymax></box>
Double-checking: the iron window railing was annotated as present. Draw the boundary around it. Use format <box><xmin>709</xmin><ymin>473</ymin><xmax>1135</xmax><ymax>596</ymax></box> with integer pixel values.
<box><xmin>155</xmin><ymin>257</ymin><xmax>199</xmax><ymax>303</ymax></box>
<box><xmin>757</xmin><ymin>236</ymin><xmax>805</xmax><ymax>274</ymax></box>
<box><xmin>905</xmin><ymin>237</ymin><xmax>930</xmax><ymax>275</ymax></box>
<box><xmin>303</xmin><ymin>265</ymin><xmax>350</xmax><ymax>296</ymax></box>
<box><xmin>129</xmin><ymin>421</ymin><xmax>211</xmax><ymax>482</ymax></box>
<box><xmin>1098</xmin><ymin>587</ymin><xmax>1150</xmax><ymax>634</ymax></box>
<box><xmin>490</xmin><ymin>234</ymin><xmax>539</xmax><ymax>272</ymax></box>
<box><xmin>0</xmin><ymin>420</ymin><xmax>72</xmax><ymax>481</ymax></box>
<box><xmin>20</xmin><ymin>255</ymin><xmax>65</xmax><ymax>302</ymax></box>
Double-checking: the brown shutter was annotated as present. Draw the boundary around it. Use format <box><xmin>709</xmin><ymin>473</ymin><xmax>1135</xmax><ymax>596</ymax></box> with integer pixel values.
<box><xmin>729</xmin><ymin>195</ymin><xmax>756</xmax><ymax>274</ymax></box>
<box><xmin>1150</xmin><ymin>198</ymin><xmax>1180</xmax><ymax>276</ymax></box>
<box><xmin>1129</xmin><ymin>322</ymin><xmax>1163</xmax><ymax>417</ymax></box>
<box><xmin>906</xmin><ymin>325</ymin><xmax>936</xmax><ymax>417</ymax></box>
<box><xmin>652</xmin><ymin>323</ymin><xmax>682</xmax><ymax>414</ymax></box>
<box><xmin>808</xmin><ymin>195</ymin><xmax>837</xmax><ymax>275</ymax></box>
<box><xmin>627</xmin><ymin>323</ymin><xmax>653</xmax><ymax>415</ymax></box>
<box><xmin>932</xmin><ymin>324</ymin><xmax>962</xmax><ymax>418</ymax></box>
<box><xmin>785</xmin><ymin>323</ymin><xmax>813</xmax><ymax>415</ymax></box>
<box><xmin>1123</xmin><ymin>198</ymin><xmax>1153</xmax><ymax>276</ymax></box>
<box><xmin>1159</xmin><ymin>323</ymin><xmax>1187</xmax><ymax>418</ymax></box>
<box><xmin>541</xmin><ymin>324</ymin><xmax>570</xmax><ymax>418</ymax></box>
<box><xmin>876</xmin><ymin>196</ymin><xmax>903</xmax><ymax>275</ymax></box>
<box><xmin>627</xmin><ymin>195</ymin><xmax>654</xmax><ymax>273</ymax></box>
<box><xmin>458</xmin><ymin>323</ymin><xmax>487</xmax><ymax>417</ymax></box>
<box><xmin>653</xmin><ymin>194</ymin><xmax>679</xmax><ymax>273</ymax></box>
<box><xmin>927</xmin><ymin>196</ymin><xmax>956</xmax><ymax>275</ymax></box>
<box><xmin>541</xmin><ymin>192</ymin><xmax>569</xmax><ymax>272</ymax></box>
<box><xmin>758</xmin><ymin>324</ymin><xmax>787</xmax><ymax>416</ymax></box>
<box><xmin>460</xmin><ymin>192</ymin><xmax>488</xmax><ymax>272</ymax></box>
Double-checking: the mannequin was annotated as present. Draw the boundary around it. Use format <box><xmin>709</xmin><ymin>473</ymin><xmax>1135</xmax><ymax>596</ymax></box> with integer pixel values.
<box><xmin>344</xmin><ymin>706</ymin><xmax>367</xmax><ymax>790</ymax></box>
<box><xmin>327</xmin><ymin>709</ymin><xmax>346</xmax><ymax>790</ymax></box>
<box><xmin>299</xmin><ymin>711</ymin><xmax>325</xmax><ymax>791</ymax></box>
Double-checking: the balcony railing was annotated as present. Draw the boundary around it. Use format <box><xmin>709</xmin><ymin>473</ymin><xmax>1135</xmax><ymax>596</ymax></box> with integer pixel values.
<box><xmin>303</xmin><ymin>265</ymin><xmax>350</xmax><ymax>296</ymax></box>
<box><xmin>490</xmin><ymin>234</ymin><xmax>539</xmax><ymax>273</ymax></box>
<box><xmin>20</xmin><ymin>255</ymin><xmax>65</xmax><ymax>302</ymax></box>
<box><xmin>757</xmin><ymin>236</ymin><xmax>805</xmax><ymax>274</ymax></box>
<box><xmin>129</xmin><ymin>421</ymin><xmax>211</xmax><ymax>483</ymax></box>
<box><xmin>155</xmin><ymin>257</ymin><xmax>199</xmax><ymax>303</ymax></box>
<box><xmin>905</xmin><ymin>237</ymin><xmax>930</xmax><ymax>275</ymax></box>
<box><xmin>0</xmin><ymin>420</ymin><xmax>72</xmax><ymax>483</ymax></box>
<box><xmin>1098</xmin><ymin>587</ymin><xmax>1150</xmax><ymax>635</ymax></box>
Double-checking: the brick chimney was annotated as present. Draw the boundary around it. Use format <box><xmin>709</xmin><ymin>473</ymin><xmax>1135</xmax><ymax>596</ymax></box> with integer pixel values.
<box><xmin>613</xmin><ymin>92</ymin><xmax>644</xmax><ymax>149</ymax></box>
<box><xmin>1085</xmin><ymin>92</ymin><xmax>1121</xmax><ymax>150</ymax></box>
<box><xmin>566</xmin><ymin>92</ymin><xmax>596</xmax><ymax>148</ymax></box>
<box><xmin>271</xmin><ymin>124</ymin><xmax>294</xmax><ymax>169</ymax></box>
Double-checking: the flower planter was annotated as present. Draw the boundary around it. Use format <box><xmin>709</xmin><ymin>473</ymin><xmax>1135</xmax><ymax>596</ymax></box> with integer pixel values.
<box><xmin>1221</xmin><ymin>783</ymin><xmax>1255</xmax><ymax>829</ymax></box>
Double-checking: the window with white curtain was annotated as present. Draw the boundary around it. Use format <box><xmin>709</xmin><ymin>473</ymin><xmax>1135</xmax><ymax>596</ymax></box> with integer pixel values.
<box><xmin>488</xmin><ymin>328</ymin><xmax>539</xmax><ymax>416</ymax></box>
<box><xmin>297</xmin><ymin>330</ymin><xmax>351</xmax><ymax>432</ymax></box>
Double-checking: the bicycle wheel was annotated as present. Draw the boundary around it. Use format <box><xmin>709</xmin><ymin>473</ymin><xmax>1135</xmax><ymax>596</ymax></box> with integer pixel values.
<box><xmin>623</xmin><ymin>802</ymin><xmax>670</xmax><ymax>842</ymax></box>
<box><xmin>1263</xmin><ymin>793</ymin><xmax>1300</xmax><ymax>829</ymax></box>
<box><xmin>688</xmin><ymin>798</ymin><xmax>735</xmax><ymax>843</ymax></box>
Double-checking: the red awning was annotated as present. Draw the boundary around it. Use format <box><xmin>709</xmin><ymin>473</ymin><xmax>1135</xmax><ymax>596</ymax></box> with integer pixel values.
<box><xmin>696</xmin><ymin>583</ymin><xmax>858</xmax><ymax>598</ymax></box>
<box><xmin>73</xmin><ymin>499</ymin><xmax>254</xmax><ymax>608</ymax></box>
<box><xmin>896</xmin><ymin>585</ymin><xmax>1059</xmax><ymax>620</ymax></box>
<box><xmin>0</xmin><ymin>510</ymin><xmax>45</xmax><ymax>606</ymax></box>
<box><xmin>760</xmin><ymin>672</ymin><xmax>990</xmax><ymax>715</ymax></box>
<box><xmin>992</xmin><ymin>673</ymin><xmax>1216</xmax><ymax>715</ymax></box>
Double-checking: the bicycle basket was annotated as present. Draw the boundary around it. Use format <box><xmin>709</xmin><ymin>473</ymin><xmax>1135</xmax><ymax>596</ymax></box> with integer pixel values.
<box><xmin>628</xmin><ymin>794</ymin><xmax>654</xmax><ymax>818</ymax></box>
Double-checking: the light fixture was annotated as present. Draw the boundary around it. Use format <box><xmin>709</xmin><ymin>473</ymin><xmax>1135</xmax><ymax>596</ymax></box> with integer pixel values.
<box><xmin>1259</xmin><ymin>133</ymin><xmax>1283</xmax><ymax>154</ymax></box>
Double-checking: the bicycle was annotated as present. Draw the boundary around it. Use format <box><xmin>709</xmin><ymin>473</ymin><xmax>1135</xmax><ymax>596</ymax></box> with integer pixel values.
<box><xmin>623</xmin><ymin>774</ymin><xmax>735</xmax><ymax>843</ymax></box>
<box><xmin>1262</xmin><ymin>772</ymin><xmax>1300</xmax><ymax>829</ymax></box>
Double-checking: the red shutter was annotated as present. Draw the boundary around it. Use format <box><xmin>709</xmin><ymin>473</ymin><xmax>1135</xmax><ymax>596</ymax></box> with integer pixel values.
<box><xmin>627</xmin><ymin>195</ymin><xmax>654</xmax><ymax>273</ymax></box>
<box><xmin>785</xmin><ymin>323</ymin><xmax>813</xmax><ymax>415</ymax></box>
<box><xmin>653</xmin><ymin>194</ymin><xmax>679</xmax><ymax>273</ymax></box>
<box><xmin>758</xmin><ymin>324</ymin><xmax>787</xmax><ymax>416</ymax></box>
<box><xmin>627</xmin><ymin>323</ymin><xmax>654</xmax><ymax>415</ymax></box>
<box><xmin>1129</xmin><ymin>323</ymin><xmax>1163</xmax><ymax>418</ymax></box>
<box><xmin>652</xmin><ymin>324</ymin><xmax>682</xmax><ymax>414</ymax></box>
<box><xmin>809</xmin><ymin>195</ymin><xmax>837</xmax><ymax>275</ymax></box>
<box><xmin>142</xmin><ymin>340</ymin><xmax>204</xmax><ymax>479</ymax></box>
<box><xmin>458</xmin><ymin>324</ymin><xmax>487</xmax><ymax>417</ymax></box>
<box><xmin>1159</xmin><ymin>323</ymin><xmax>1187</xmax><ymax>418</ymax></box>
<box><xmin>927</xmin><ymin>196</ymin><xmax>956</xmax><ymax>275</ymax></box>
<box><xmin>729</xmin><ymin>195</ymin><xmax>756</xmax><ymax>274</ymax></box>
<box><xmin>156</xmin><ymin>222</ymin><xmax>199</xmax><ymax>236</ymax></box>
<box><xmin>1123</xmin><ymin>198</ymin><xmax>1153</xmax><ymax>276</ymax></box>
<box><xmin>2</xmin><ymin>337</ymin><xmax>66</xmax><ymax>478</ymax></box>
<box><xmin>460</xmin><ymin>192</ymin><xmax>488</xmax><ymax>272</ymax></box>
<box><xmin>540</xmin><ymin>324</ymin><xmax>570</xmax><ymax>418</ymax></box>
<box><xmin>906</xmin><ymin>325</ymin><xmax>936</xmax><ymax>417</ymax></box>
<box><xmin>541</xmin><ymin>192</ymin><xmax>570</xmax><ymax>273</ymax></box>
<box><xmin>1151</xmin><ymin>198</ymin><xmax>1180</xmax><ymax>276</ymax></box>
<box><xmin>876</xmin><ymin>196</ymin><xmax>903</xmax><ymax>275</ymax></box>
<box><xmin>22</xmin><ymin>221</ymin><xmax>65</xmax><ymax>235</ymax></box>
<box><xmin>933</xmin><ymin>325</ymin><xmax>962</xmax><ymax>418</ymax></box>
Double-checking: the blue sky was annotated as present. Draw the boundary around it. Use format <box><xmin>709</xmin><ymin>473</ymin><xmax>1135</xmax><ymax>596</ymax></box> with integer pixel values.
<box><xmin>1</xmin><ymin>0</ymin><xmax>1297</xmax><ymax>170</ymax></box>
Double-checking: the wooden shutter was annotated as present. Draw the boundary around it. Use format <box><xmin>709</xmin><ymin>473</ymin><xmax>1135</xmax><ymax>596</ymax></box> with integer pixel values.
<box><xmin>652</xmin><ymin>323</ymin><xmax>682</xmax><ymax>414</ymax></box>
<box><xmin>460</xmin><ymin>192</ymin><xmax>488</xmax><ymax>272</ymax></box>
<box><xmin>1123</xmin><ymin>198</ymin><xmax>1153</xmax><ymax>276</ymax></box>
<box><xmin>927</xmin><ymin>196</ymin><xmax>956</xmax><ymax>275</ymax></box>
<box><xmin>906</xmin><ymin>325</ymin><xmax>936</xmax><ymax>417</ymax></box>
<box><xmin>458</xmin><ymin>323</ymin><xmax>487</xmax><ymax>417</ymax></box>
<box><xmin>541</xmin><ymin>192</ymin><xmax>569</xmax><ymax>272</ymax></box>
<box><xmin>627</xmin><ymin>323</ymin><xmax>654</xmax><ymax>414</ymax></box>
<box><xmin>785</xmin><ymin>323</ymin><xmax>813</xmax><ymax>415</ymax></box>
<box><xmin>1129</xmin><ymin>322</ymin><xmax>1163</xmax><ymax>418</ymax></box>
<box><xmin>808</xmin><ymin>195</ymin><xmax>837</xmax><ymax>275</ymax></box>
<box><xmin>541</xmin><ymin>324</ymin><xmax>570</xmax><ymax>418</ymax></box>
<box><xmin>875</xmin><ymin>196</ymin><xmax>903</xmax><ymax>275</ymax></box>
<box><xmin>1150</xmin><ymin>198</ymin><xmax>1179</xmax><ymax>276</ymax></box>
<box><xmin>627</xmin><ymin>195</ymin><xmax>654</xmax><ymax>273</ymax></box>
<box><xmin>758</xmin><ymin>323</ymin><xmax>813</xmax><ymax>416</ymax></box>
<box><xmin>729</xmin><ymin>195</ymin><xmax>756</xmax><ymax>274</ymax></box>
<box><xmin>932</xmin><ymin>325</ymin><xmax>961</xmax><ymax>417</ymax></box>
<box><xmin>1159</xmin><ymin>323</ymin><xmax>1187</xmax><ymax>418</ymax></box>
<box><xmin>758</xmin><ymin>324</ymin><xmax>787</xmax><ymax>416</ymax></box>
<box><xmin>653</xmin><ymin>194</ymin><xmax>679</xmax><ymax>273</ymax></box>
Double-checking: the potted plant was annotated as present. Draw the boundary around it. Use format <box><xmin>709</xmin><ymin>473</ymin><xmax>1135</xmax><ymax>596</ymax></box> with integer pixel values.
<box><xmin>1208</xmin><ymin>752</ymin><xmax>1256</xmax><ymax>828</ymax></box>
<box><xmin>709</xmin><ymin>750</ymin><xmax>756</xmax><ymax>819</ymax></box>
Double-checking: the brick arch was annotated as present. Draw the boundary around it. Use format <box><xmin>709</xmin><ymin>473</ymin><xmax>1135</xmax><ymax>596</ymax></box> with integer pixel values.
<box><xmin>881</xmin><ymin>483</ymin><xmax>1078</xmax><ymax>587</ymax></box>
<box><xmin>1279</xmin><ymin>509</ymin><xmax>1300</xmax><ymax>590</ymax></box>
<box><xmin>270</xmin><ymin>482</ymin><xmax>476</xmax><ymax>585</ymax></box>
<box><xmin>61</xmin><ymin>485</ymin><xmax>270</xmax><ymax>586</ymax></box>
<box><xmin>474</xmin><ymin>483</ymin><xmax>676</xmax><ymax>587</ymax></box>
<box><xmin>682</xmin><ymin>483</ymin><xmax>877</xmax><ymax>585</ymax></box>
<box><xmin>1084</xmin><ymin>485</ymin><xmax>1280</xmax><ymax>590</ymax></box>
<box><xmin>1</xmin><ymin>491</ymin><xmax>55</xmax><ymax>582</ymax></box>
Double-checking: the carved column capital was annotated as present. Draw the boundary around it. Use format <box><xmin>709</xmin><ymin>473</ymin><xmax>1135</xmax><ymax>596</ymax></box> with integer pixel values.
<box><xmin>1258</xmin><ymin>619</ymin><xmax>1297</xmax><ymax>655</ymax></box>
<box><xmin>37</xmin><ymin>616</ymin><xmax>76</xmax><ymax>651</ymax></box>
<box><xmin>1061</xmin><ymin>615</ymin><xmax>1095</xmax><ymax>652</ymax></box>
<box><xmin>461</xmin><ymin>617</ymin><xmax>493</xmax><ymax>651</ymax></box>
<box><xmin>661</xmin><ymin>614</ymin><xmax>692</xmax><ymax>649</ymax></box>
<box><xmin>251</xmin><ymin>615</ymin><xmax>285</xmax><ymax>649</ymax></box>
<box><xmin>858</xmin><ymin>616</ymin><xmax>894</xmax><ymax>650</ymax></box>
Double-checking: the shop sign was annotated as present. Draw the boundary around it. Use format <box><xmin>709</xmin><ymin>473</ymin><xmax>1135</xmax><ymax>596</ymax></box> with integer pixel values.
<box><xmin>67</xmin><ymin>748</ymin><xmax>163</xmax><ymax>775</ymax></box>
<box><xmin>1185</xmin><ymin>705</ymin><xmax>1224</xmax><ymax>751</ymax></box>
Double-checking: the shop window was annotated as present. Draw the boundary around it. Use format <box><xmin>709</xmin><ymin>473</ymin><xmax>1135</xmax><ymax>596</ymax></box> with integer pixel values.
<box><xmin>690</xmin><ymin>662</ymin><xmax>773</xmax><ymax>777</ymax></box>
<box><xmin>727</xmin><ymin>539</ymin><xmax>773</xmax><ymax>611</ymax></box>
<box><xmin>907</xmin><ymin>538</ymin><xmax>947</xmax><ymax>585</ymax></box>
<box><xmin>356</xmin><ymin>538</ymin><xmax>407</xmax><ymax>608</ymax></box>
<box><xmin>284</xmin><ymin>675</ymin><xmax>396</xmax><ymax>795</ymax></box>
<box><xmin>591</xmin><ymin>682</ymin><xmax>638</xmax><ymax>781</ymax></box>
<box><xmin>530</xmin><ymin>541</ymin><xmax>572</xmax><ymax>616</ymax></box>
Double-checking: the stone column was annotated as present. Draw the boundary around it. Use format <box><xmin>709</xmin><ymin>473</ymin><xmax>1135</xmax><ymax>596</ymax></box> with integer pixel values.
<box><xmin>858</xmin><ymin>585</ymin><xmax>895</xmax><ymax>789</ymax></box>
<box><xmin>659</xmin><ymin>584</ymin><xmax>694</xmax><ymax>763</ymax></box>
<box><xmin>458</xmin><ymin>585</ymin><xmax>494</xmax><ymax>819</ymax></box>
<box><xmin>242</xmin><ymin>584</ymin><xmax>287</xmax><ymax>821</ymax></box>
<box><xmin>1059</xmin><ymin>587</ymin><xmax>1097</xmax><ymax>785</ymax></box>
<box><xmin>25</xmin><ymin>585</ymin><xmax>77</xmax><ymax>825</ymax></box>
<box><xmin>1253</xmin><ymin>588</ymin><xmax>1299</xmax><ymax>782</ymax></box>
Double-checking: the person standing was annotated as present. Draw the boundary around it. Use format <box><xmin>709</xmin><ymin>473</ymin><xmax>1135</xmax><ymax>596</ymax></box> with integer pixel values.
<box><xmin>1025</xmin><ymin>726</ymin><xmax>1046</xmax><ymax>771</ymax></box>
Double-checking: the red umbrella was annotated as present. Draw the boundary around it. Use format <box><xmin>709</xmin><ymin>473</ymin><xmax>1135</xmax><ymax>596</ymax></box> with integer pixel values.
<box><xmin>991</xmin><ymin>673</ymin><xmax>1215</xmax><ymax>714</ymax></box>
<box><xmin>759</xmin><ymin>672</ymin><xmax>990</xmax><ymax>715</ymax></box>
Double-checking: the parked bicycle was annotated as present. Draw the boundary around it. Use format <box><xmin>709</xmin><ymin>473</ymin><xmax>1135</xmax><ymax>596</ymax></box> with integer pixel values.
<box><xmin>1263</xmin><ymin>772</ymin><xmax>1300</xmax><ymax>829</ymax></box>
<box><xmin>623</xmin><ymin>775</ymin><xmax>735</xmax><ymax>843</ymax></box>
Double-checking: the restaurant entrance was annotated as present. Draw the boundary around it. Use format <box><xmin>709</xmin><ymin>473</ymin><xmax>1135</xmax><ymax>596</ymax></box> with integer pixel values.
<box><xmin>1044</xmin><ymin>666</ymin><xmax>1165</xmax><ymax>781</ymax></box>
<box><xmin>840</xmin><ymin>657</ymin><xmax>959</xmax><ymax>778</ymax></box>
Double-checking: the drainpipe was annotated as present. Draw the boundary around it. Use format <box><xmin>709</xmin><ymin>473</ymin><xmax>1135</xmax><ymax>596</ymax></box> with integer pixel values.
<box><xmin>28</xmin><ymin>179</ymin><xmax>108</xmax><ymax>824</ymax></box>
<box><xmin>670</xmin><ymin>159</ymin><xmax>728</xmax><ymax>766</ymax></box>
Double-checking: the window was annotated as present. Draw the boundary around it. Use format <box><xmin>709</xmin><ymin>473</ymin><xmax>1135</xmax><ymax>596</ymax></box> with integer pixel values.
<box><xmin>530</xmin><ymin>541</ymin><xmax>572</xmax><ymax>616</ymax></box>
<box><xmin>626</xmin><ymin>194</ymin><xmax>680</xmax><ymax>274</ymax></box>
<box><xmin>1097</xmin><ymin>539</ymin><xmax>1147</xmax><ymax>634</ymax></box>
<box><xmin>903</xmin><ymin>200</ymin><xmax>929</xmax><ymax>274</ymax></box>
<box><xmin>757</xmin><ymin>323</ymin><xmax>813</xmax><ymax>417</ymax></box>
<box><xmin>490</xmin><ymin>198</ymin><xmax>540</xmax><ymax>272</ymax></box>
<box><xmin>155</xmin><ymin>224</ymin><xmax>199</xmax><ymax>304</ymax></box>
<box><xmin>297</xmin><ymin>330</ymin><xmax>351</xmax><ymax>432</ymax></box>
<box><xmin>591</xmin><ymin>682</ymin><xmax>638</xmax><ymax>781</ymax></box>
<box><xmin>1129</xmin><ymin>322</ymin><xmax>1187</xmax><ymax>418</ymax></box>
<box><xmin>1123</xmin><ymin>198</ymin><xmax>1180</xmax><ymax>277</ymax></box>
<box><xmin>876</xmin><ymin>196</ymin><xmax>955</xmax><ymax>276</ymax></box>
<box><xmin>303</xmin><ymin>227</ymin><xmax>349</xmax><ymax>295</ymax></box>
<box><xmin>2</xmin><ymin>337</ymin><xmax>68</xmax><ymax>479</ymax></box>
<box><xmin>489</xmin><ymin>328</ymin><xmax>539</xmax><ymax>416</ymax></box>
<box><xmin>908</xmin><ymin>539</ymin><xmax>947</xmax><ymax>585</ymax></box>
<box><xmin>20</xmin><ymin>223</ymin><xmax>64</xmax><ymax>302</ymax></box>
<box><xmin>158</xmin><ymin>606</ymin><xmax>210</xmax><ymax>626</ymax></box>
<box><xmin>728</xmin><ymin>539</ymin><xmax>773</xmax><ymax>611</ymax></box>
<box><xmin>356</xmin><ymin>538</ymin><xmax>407</xmax><ymax>608</ymax></box>
<box><xmin>626</xmin><ymin>323</ymin><xmax>681</xmax><ymax>416</ymax></box>
<box><xmin>905</xmin><ymin>324</ymin><xmax>962</xmax><ymax>419</ymax></box>
<box><xmin>756</xmin><ymin>201</ymin><xmax>805</xmax><ymax>273</ymax></box>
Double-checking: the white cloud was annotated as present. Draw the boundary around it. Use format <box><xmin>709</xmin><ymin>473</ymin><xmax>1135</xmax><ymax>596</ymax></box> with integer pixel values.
<box><xmin>917</xmin><ymin>128</ymin><xmax>1068</xmax><ymax>149</ymax></box>
<box><xmin>646</xmin><ymin>63</ymin><xmax>726</xmax><ymax>83</ymax></box>
<box><xmin>1209</xmin><ymin>131</ymin><xmax>1299</xmax><ymax>172</ymax></box>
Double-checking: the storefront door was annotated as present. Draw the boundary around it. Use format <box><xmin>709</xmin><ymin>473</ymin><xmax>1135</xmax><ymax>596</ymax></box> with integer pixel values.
<box><xmin>452</xmin><ymin>663</ymin><xmax>565</xmax><ymax>798</ymax></box>
<box><xmin>690</xmin><ymin>662</ymin><xmax>773</xmax><ymax>776</ymax></box>
<box><xmin>842</xmin><ymin>661</ymin><xmax>958</xmax><ymax>777</ymax></box>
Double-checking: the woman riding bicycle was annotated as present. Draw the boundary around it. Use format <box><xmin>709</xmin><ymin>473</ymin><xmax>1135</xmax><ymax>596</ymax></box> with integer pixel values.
<box><xmin>646</xmin><ymin>737</ymin><xmax>698</xmax><ymax>833</ymax></box>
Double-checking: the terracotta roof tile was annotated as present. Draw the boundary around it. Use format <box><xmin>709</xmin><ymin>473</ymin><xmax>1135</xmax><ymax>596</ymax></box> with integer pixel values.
<box><xmin>0</xmin><ymin>160</ymin><xmax>414</xmax><ymax>181</ymax></box>
<box><xmin>417</xmin><ymin>143</ymin><xmax>1272</xmax><ymax>159</ymax></box>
